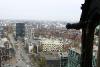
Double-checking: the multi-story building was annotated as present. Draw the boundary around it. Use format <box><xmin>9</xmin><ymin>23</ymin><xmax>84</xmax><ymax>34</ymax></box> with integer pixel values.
<box><xmin>24</xmin><ymin>23</ymin><xmax>34</xmax><ymax>52</ymax></box>
<box><xmin>11</xmin><ymin>23</ymin><xmax>16</xmax><ymax>35</ymax></box>
<box><xmin>45</xmin><ymin>54</ymin><xmax>60</xmax><ymax>67</ymax></box>
<box><xmin>0</xmin><ymin>37</ymin><xmax>15</xmax><ymax>66</ymax></box>
<box><xmin>16</xmin><ymin>23</ymin><xmax>25</xmax><ymax>40</ymax></box>
<box><xmin>0</xmin><ymin>22</ymin><xmax>7</xmax><ymax>38</ymax></box>
<box><xmin>41</xmin><ymin>38</ymin><xmax>63</xmax><ymax>52</ymax></box>
<box><xmin>57</xmin><ymin>52</ymin><xmax>68</xmax><ymax>67</ymax></box>
<box><xmin>67</xmin><ymin>47</ymin><xmax>97</xmax><ymax>67</ymax></box>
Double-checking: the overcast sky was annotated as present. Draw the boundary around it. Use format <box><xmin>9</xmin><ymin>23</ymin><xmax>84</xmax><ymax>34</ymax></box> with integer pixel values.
<box><xmin>0</xmin><ymin>0</ymin><xmax>84</xmax><ymax>21</ymax></box>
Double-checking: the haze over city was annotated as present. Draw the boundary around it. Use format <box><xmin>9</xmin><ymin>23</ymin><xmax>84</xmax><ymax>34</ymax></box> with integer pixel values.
<box><xmin>0</xmin><ymin>0</ymin><xmax>84</xmax><ymax>21</ymax></box>
<box><xmin>0</xmin><ymin>0</ymin><xmax>99</xmax><ymax>67</ymax></box>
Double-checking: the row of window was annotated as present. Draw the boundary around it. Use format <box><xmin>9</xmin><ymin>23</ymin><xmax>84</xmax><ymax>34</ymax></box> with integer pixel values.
<box><xmin>67</xmin><ymin>49</ymin><xmax>97</xmax><ymax>67</ymax></box>
<box><xmin>68</xmin><ymin>49</ymin><xmax>80</xmax><ymax>61</ymax></box>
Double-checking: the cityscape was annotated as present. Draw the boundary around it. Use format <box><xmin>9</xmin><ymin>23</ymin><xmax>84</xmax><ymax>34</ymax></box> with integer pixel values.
<box><xmin>0</xmin><ymin>0</ymin><xmax>100</xmax><ymax>67</ymax></box>
<box><xmin>0</xmin><ymin>20</ymin><xmax>99</xmax><ymax>67</ymax></box>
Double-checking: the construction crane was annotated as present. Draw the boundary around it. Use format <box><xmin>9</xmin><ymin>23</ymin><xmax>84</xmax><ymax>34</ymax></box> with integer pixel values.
<box><xmin>66</xmin><ymin>0</ymin><xmax>100</xmax><ymax>67</ymax></box>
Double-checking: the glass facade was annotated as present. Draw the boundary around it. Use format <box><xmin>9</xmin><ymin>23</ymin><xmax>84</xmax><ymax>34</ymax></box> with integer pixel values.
<box><xmin>67</xmin><ymin>49</ymin><xmax>96</xmax><ymax>67</ymax></box>
<box><xmin>16</xmin><ymin>23</ymin><xmax>25</xmax><ymax>39</ymax></box>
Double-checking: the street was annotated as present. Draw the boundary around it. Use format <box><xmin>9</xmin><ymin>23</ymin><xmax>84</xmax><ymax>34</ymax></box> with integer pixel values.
<box><xmin>3</xmin><ymin>34</ymin><xmax>32</xmax><ymax>67</ymax></box>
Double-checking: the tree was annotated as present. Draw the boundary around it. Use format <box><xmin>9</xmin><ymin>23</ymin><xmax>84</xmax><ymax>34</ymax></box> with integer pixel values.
<box><xmin>38</xmin><ymin>57</ymin><xmax>46</xmax><ymax>67</ymax></box>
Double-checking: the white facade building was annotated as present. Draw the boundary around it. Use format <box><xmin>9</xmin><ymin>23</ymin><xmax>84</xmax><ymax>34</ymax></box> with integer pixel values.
<box><xmin>41</xmin><ymin>38</ymin><xmax>63</xmax><ymax>52</ymax></box>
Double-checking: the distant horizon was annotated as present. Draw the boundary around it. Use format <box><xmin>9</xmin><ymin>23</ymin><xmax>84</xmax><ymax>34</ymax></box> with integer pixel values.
<box><xmin>0</xmin><ymin>16</ymin><xmax>80</xmax><ymax>22</ymax></box>
<box><xmin>0</xmin><ymin>18</ymin><xmax>78</xmax><ymax>23</ymax></box>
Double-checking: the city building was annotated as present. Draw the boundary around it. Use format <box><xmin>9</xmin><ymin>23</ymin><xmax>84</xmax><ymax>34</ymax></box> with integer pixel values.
<box><xmin>44</xmin><ymin>53</ymin><xmax>60</xmax><ymax>67</ymax></box>
<box><xmin>16</xmin><ymin>23</ymin><xmax>25</xmax><ymax>40</ymax></box>
<box><xmin>58</xmin><ymin>51</ymin><xmax>68</xmax><ymax>67</ymax></box>
<box><xmin>41</xmin><ymin>38</ymin><xmax>63</xmax><ymax>52</ymax></box>
<box><xmin>67</xmin><ymin>47</ymin><xmax>97</xmax><ymax>67</ymax></box>
<box><xmin>61</xmin><ymin>56</ymin><xmax>68</xmax><ymax>67</ymax></box>
<box><xmin>24</xmin><ymin>23</ymin><xmax>35</xmax><ymax>53</ymax></box>
<box><xmin>0</xmin><ymin>37</ymin><xmax>15</xmax><ymax>65</ymax></box>
<box><xmin>0</xmin><ymin>22</ymin><xmax>7</xmax><ymax>38</ymax></box>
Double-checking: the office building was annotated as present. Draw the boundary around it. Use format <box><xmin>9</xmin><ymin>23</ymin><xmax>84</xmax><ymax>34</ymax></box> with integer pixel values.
<box><xmin>16</xmin><ymin>23</ymin><xmax>25</xmax><ymax>40</ymax></box>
